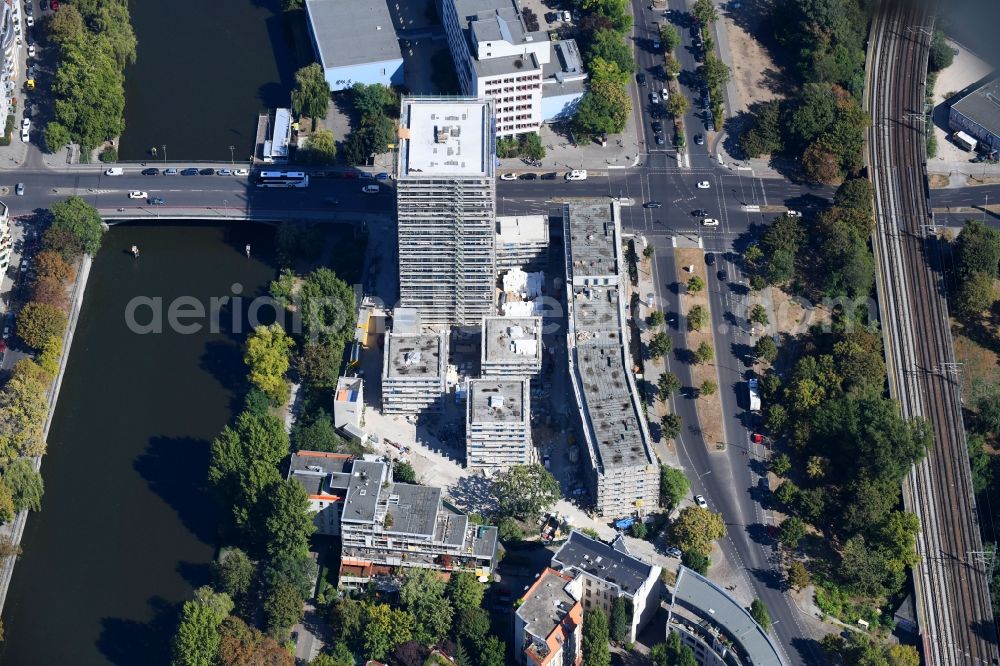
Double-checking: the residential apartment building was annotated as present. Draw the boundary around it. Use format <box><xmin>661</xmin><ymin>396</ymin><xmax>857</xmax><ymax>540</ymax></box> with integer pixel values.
<box><xmin>0</xmin><ymin>2</ymin><xmax>18</xmax><ymax>123</ymax></box>
<box><xmin>339</xmin><ymin>460</ymin><xmax>499</xmax><ymax>588</ymax></box>
<box><xmin>465</xmin><ymin>378</ymin><xmax>532</xmax><ymax>468</ymax></box>
<box><xmin>381</xmin><ymin>329</ymin><xmax>448</xmax><ymax>414</ymax></box>
<box><xmin>552</xmin><ymin>531</ymin><xmax>661</xmax><ymax>644</ymax></box>
<box><xmin>442</xmin><ymin>0</ymin><xmax>586</xmax><ymax>136</ymax></box>
<box><xmin>396</xmin><ymin>96</ymin><xmax>497</xmax><ymax>326</ymax></box>
<box><xmin>287</xmin><ymin>450</ymin><xmax>354</xmax><ymax>536</ymax></box>
<box><xmin>496</xmin><ymin>214</ymin><xmax>549</xmax><ymax>269</ymax></box>
<box><xmin>563</xmin><ymin>200</ymin><xmax>659</xmax><ymax>517</ymax></box>
<box><xmin>480</xmin><ymin>316</ymin><xmax>543</xmax><ymax>377</ymax></box>
<box><xmin>515</xmin><ymin>568</ymin><xmax>583</xmax><ymax>666</ymax></box>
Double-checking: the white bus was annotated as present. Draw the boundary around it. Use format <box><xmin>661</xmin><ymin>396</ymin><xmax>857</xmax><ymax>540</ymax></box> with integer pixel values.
<box><xmin>256</xmin><ymin>171</ymin><xmax>309</xmax><ymax>188</ymax></box>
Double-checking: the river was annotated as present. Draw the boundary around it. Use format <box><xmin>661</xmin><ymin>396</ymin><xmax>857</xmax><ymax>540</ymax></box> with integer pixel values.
<box><xmin>118</xmin><ymin>0</ymin><xmax>300</xmax><ymax>162</ymax></box>
<box><xmin>0</xmin><ymin>222</ymin><xmax>278</xmax><ymax>665</ymax></box>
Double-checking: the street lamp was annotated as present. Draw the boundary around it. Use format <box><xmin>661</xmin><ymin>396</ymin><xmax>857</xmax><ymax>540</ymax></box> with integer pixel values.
<box><xmin>984</xmin><ymin>193</ymin><xmax>990</xmax><ymax>222</ymax></box>
<box><xmin>162</xmin><ymin>145</ymin><xmax>166</xmax><ymax>164</ymax></box>
<box><xmin>228</xmin><ymin>145</ymin><xmax>234</xmax><ymax>165</ymax></box>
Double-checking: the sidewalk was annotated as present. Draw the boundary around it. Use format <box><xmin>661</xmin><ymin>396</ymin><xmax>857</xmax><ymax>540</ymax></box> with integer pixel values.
<box><xmin>497</xmin><ymin>113</ymin><xmax>644</xmax><ymax>172</ymax></box>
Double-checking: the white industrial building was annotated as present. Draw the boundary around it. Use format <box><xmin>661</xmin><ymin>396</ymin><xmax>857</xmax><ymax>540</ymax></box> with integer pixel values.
<box><xmin>496</xmin><ymin>214</ymin><xmax>549</xmax><ymax>269</ymax></box>
<box><xmin>465</xmin><ymin>378</ymin><xmax>532</xmax><ymax>468</ymax></box>
<box><xmin>442</xmin><ymin>0</ymin><xmax>586</xmax><ymax>136</ymax></box>
<box><xmin>481</xmin><ymin>316</ymin><xmax>542</xmax><ymax>377</ymax></box>
<box><xmin>305</xmin><ymin>0</ymin><xmax>403</xmax><ymax>91</ymax></box>
<box><xmin>381</xmin><ymin>328</ymin><xmax>448</xmax><ymax>414</ymax></box>
<box><xmin>396</xmin><ymin>96</ymin><xmax>497</xmax><ymax>326</ymax></box>
<box><xmin>563</xmin><ymin>200</ymin><xmax>659</xmax><ymax>518</ymax></box>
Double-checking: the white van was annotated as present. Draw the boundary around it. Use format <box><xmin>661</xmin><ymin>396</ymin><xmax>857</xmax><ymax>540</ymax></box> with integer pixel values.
<box><xmin>565</xmin><ymin>169</ymin><xmax>587</xmax><ymax>181</ymax></box>
<box><xmin>104</xmin><ymin>167</ymin><xmax>124</xmax><ymax>176</ymax></box>
<box><xmin>362</xmin><ymin>184</ymin><xmax>380</xmax><ymax>194</ymax></box>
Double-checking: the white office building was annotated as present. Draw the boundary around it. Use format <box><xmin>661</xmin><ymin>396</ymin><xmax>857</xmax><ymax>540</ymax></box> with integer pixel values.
<box><xmin>396</xmin><ymin>96</ymin><xmax>497</xmax><ymax>326</ymax></box>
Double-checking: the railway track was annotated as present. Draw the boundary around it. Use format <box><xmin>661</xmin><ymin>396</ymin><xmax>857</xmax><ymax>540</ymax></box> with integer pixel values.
<box><xmin>865</xmin><ymin>3</ymin><xmax>998</xmax><ymax>664</ymax></box>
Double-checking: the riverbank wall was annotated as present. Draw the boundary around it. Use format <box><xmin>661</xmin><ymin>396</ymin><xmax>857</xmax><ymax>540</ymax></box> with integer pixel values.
<box><xmin>0</xmin><ymin>253</ymin><xmax>94</xmax><ymax>614</ymax></box>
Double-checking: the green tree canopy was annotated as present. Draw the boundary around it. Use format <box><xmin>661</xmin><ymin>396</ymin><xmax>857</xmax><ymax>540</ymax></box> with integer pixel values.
<box><xmin>400</xmin><ymin>568</ymin><xmax>453</xmax><ymax>645</ymax></box>
<box><xmin>301</xmin><ymin>128</ymin><xmax>337</xmax><ymax>164</ymax></box>
<box><xmin>291</xmin><ymin>63</ymin><xmax>331</xmax><ymax>119</ymax></box>
<box><xmin>171</xmin><ymin>587</ymin><xmax>234</xmax><ymax>666</ymax></box>
<box><xmin>750</xmin><ymin>598</ymin><xmax>772</xmax><ymax>630</ymax></box>
<box><xmin>0</xmin><ymin>361</ymin><xmax>50</xmax><ymax>462</ymax></box>
<box><xmin>244</xmin><ymin>324</ymin><xmax>294</xmax><ymax>405</ymax></box>
<box><xmin>492</xmin><ymin>464</ymin><xmax>561</xmax><ymax>520</ymax></box>
<box><xmin>446</xmin><ymin>571</ymin><xmax>485</xmax><ymax>614</ymax></box>
<box><xmin>16</xmin><ymin>302</ymin><xmax>67</xmax><ymax>351</ymax></box>
<box><xmin>649</xmin><ymin>332</ymin><xmax>673</xmax><ymax>359</ymax></box>
<box><xmin>263</xmin><ymin>579</ymin><xmax>304</xmax><ymax>637</ymax></box>
<box><xmin>50</xmin><ymin>196</ymin><xmax>105</xmax><ymax>256</ymax></box>
<box><xmin>362</xmin><ymin>603</ymin><xmax>414</xmax><ymax>661</ymax></box>
<box><xmin>671</xmin><ymin>506</ymin><xmax>726</xmax><ymax>557</ymax></box>
<box><xmin>211</xmin><ymin>548</ymin><xmax>255</xmax><ymax>604</ymax></box>
<box><xmin>582</xmin><ymin>608</ymin><xmax>611</xmax><ymax>666</ymax></box>
<box><xmin>609</xmin><ymin>596</ymin><xmax>633</xmax><ymax>643</ymax></box>
<box><xmin>660</xmin><ymin>465</ymin><xmax>690</xmax><ymax>508</ymax></box>
<box><xmin>4</xmin><ymin>459</ymin><xmax>43</xmax><ymax>513</ymax></box>
<box><xmin>661</xmin><ymin>413</ymin><xmax>682</xmax><ymax>440</ymax></box>
<box><xmin>585</xmin><ymin>29</ymin><xmax>634</xmax><ymax>73</ymax></box>
<box><xmin>262</xmin><ymin>479</ymin><xmax>316</xmax><ymax>561</ymax></box>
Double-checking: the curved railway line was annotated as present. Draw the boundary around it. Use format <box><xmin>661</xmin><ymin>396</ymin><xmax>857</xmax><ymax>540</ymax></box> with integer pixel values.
<box><xmin>866</xmin><ymin>3</ymin><xmax>998</xmax><ymax>664</ymax></box>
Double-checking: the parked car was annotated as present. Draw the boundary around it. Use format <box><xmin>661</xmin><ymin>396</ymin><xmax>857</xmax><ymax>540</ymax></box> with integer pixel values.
<box><xmin>181</xmin><ymin>168</ymin><xmax>199</xmax><ymax>176</ymax></box>
<box><xmin>695</xmin><ymin>494</ymin><xmax>708</xmax><ymax>509</ymax></box>
<box><xmin>665</xmin><ymin>546</ymin><xmax>682</xmax><ymax>558</ymax></box>
<box><xmin>127</xmin><ymin>190</ymin><xmax>148</xmax><ymax>199</ymax></box>
<box><xmin>655</xmin><ymin>134</ymin><xmax>665</xmax><ymax>145</ymax></box>
<box><xmin>14</xmin><ymin>182</ymin><xmax>23</xmax><ymax>196</ymax></box>
<box><xmin>233</xmin><ymin>168</ymin><xmax>249</xmax><ymax>176</ymax></box>
<box><xmin>323</xmin><ymin>197</ymin><xmax>340</xmax><ymax>206</ymax></box>
<box><xmin>141</xmin><ymin>167</ymin><xmax>160</xmax><ymax>175</ymax></box>
<box><xmin>692</xmin><ymin>208</ymin><xmax>708</xmax><ymax>217</ymax></box>
<box><xmin>164</xmin><ymin>168</ymin><xmax>178</xmax><ymax>175</ymax></box>
<box><xmin>541</xmin><ymin>172</ymin><xmax>557</xmax><ymax>180</ymax></box>
<box><xmin>694</xmin><ymin>134</ymin><xmax>705</xmax><ymax>145</ymax></box>
<box><xmin>636</xmin><ymin>72</ymin><xmax>647</xmax><ymax>86</ymax></box>
<box><xmin>375</xmin><ymin>172</ymin><xmax>390</xmax><ymax>181</ymax></box>
<box><xmin>50</xmin><ymin>0</ymin><xmax>58</xmax><ymax>10</ymax></box>
<box><xmin>104</xmin><ymin>167</ymin><xmax>123</xmax><ymax>176</ymax></box>
<box><xmin>786</xmin><ymin>210</ymin><xmax>802</xmax><ymax>217</ymax></box>
<box><xmin>25</xmin><ymin>15</ymin><xmax>32</xmax><ymax>26</ymax></box>
<box><xmin>651</xmin><ymin>120</ymin><xmax>663</xmax><ymax>133</ymax></box>
<box><xmin>500</xmin><ymin>173</ymin><xmax>517</xmax><ymax>181</ymax></box>
<box><xmin>565</xmin><ymin>169</ymin><xmax>587</xmax><ymax>181</ymax></box>
<box><xmin>148</xmin><ymin>197</ymin><xmax>165</xmax><ymax>205</ymax></box>
<box><xmin>519</xmin><ymin>172</ymin><xmax>537</xmax><ymax>180</ymax></box>
<box><xmin>216</xmin><ymin>168</ymin><xmax>232</xmax><ymax>176</ymax></box>
<box><xmin>198</xmin><ymin>167</ymin><xmax>214</xmax><ymax>175</ymax></box>
<box><xmin>648</xmin><ymin>91</ymin><xmax>660</xmax><ymax>105</ymax></box>
<box><xmin>362</xmin><ymin>184</ymin><xmax>380</xmax><ymax>193</ymax></box>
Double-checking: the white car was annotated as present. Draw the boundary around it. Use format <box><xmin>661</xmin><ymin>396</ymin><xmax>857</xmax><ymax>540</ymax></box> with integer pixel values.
<box><xmin>702</xmin><ymin>218</ymin><xmax>720</xmax><ymax>226</ymax></box>
<box><xmin>20</xmin><ymin>128</ymin><xmax>28</xmax><ymax>142</ymax></box>
<box><xmin>128</xmin><ymin>191</ymin><xmax>148</xmax><ymax>199</ymax></box>
<box><xmin>105</xmin><ymin>167</ymin><xmax>124</xmax><ymax>176</ymax></box>
<box><xmin>786</xmin><ymin>210</ymin><xmax>802</xmax><ymax>217</ymax></box>
<box><xmin>25</xmin><ymin>15</ymin><xmax>32</xmax><ymax>26</ymax></box>
<box><xmin>565</xmin><ymin>169</ymin><xmax>588</xmax><ymax>181</ymax></box>
<box><xmin>362</xmin><ymin>184</ymin><xmax>380</xmax><ymax>194</ymax></box>
<box><xmin>26</xmin><ymin>44</ymin><xmax>34</xmax><ymax>58</ymax></box>
<box><xmin>21</xmin><ymin>117</ymin><xmax>29</xmax><ymax>131</ymax></box>
<box><xmin>660</xmin><ymin>89</ymin><xmax>669</xmax><ymax>102</ymax></box>
<box><xmin>697</xmin><ymin>180</ymin><xmax>710</xmax><ymax>189</ymax></box>
<box><xmin>695</xmin><ymin>495</ymin><xmax>708</xmax><ymax>509</ymax></box>
<box><xmin>500</xmin><ymin>173</ymin><xmax>517</xmax><ymax>181</ymax></box>
<box><xmin>233</xmin><ymin>168</ymin><xmax>249</xmax><ymax>176</ymax></box>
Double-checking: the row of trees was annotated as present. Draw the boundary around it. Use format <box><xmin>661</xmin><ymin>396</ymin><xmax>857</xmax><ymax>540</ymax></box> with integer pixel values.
<box><xmin>572</xmin><ymin>0</ymin><xmax>633</xmax><ymax>138</ymax></box>
<box><xmin>952</xmin><ymin>219</ymin><xmax>1000</xmax><ymax>317</ymax></box>
<box><xmin>738</xmin><ymin>0</ymin><xmax>871</xmax><ymax>183</ymax></box>
<box><xmin>44</xmin><ymin>1</ymin><xmax>136</xmax><ymax>155</ymax></box>
<box><xmin>342</xmin><ymin>83</ymin><xmax>397</xmax><ymax>166</ymax></box>
<box><xmin>744</xmin><ymin>177</ymin><xmax>875</xmax><ymax>301</ymax></box>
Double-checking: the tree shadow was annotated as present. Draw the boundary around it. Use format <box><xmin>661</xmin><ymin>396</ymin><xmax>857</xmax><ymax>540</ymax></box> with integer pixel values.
<box><xmin>745</xmin><ymin>522</ymin><xmax>773</xmax><ymax>547</ymax></box>
<box><xmin>674</xmin><ymin>347</ymin><xmax>698</xmax><ymax>365</ymax></box>
<box><xmin>749</xmin><ymin>565</ymin><xmax>784</xmax><ymax>591</ymax></box>
<box><xmin>134</xmin><ymin>436</ymin><xmax>219</xmax><ymax>546</ymax></box>
<box><xmin>199</xmin><ymin>339</ymin><xmax>251</xmax><ymax>414</ymax></box>
<box><xmin>175</xmin><ymin>560</ymin><xmax>213</xmax><ymax>590</ymax></box>
<box><xmin>97</xmin><ymin>596</ymin><xmax>179</xmax><ymax>666</ymax></box>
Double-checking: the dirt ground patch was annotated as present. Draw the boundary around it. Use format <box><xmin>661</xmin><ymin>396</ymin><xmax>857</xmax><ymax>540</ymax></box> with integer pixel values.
<box><xmin>928</xmin><ymin>173</ymin><xmax>951</xmax><ymax>188</ymax></box>
<box><xmin>767</xmin><ymin>287</ymin><xmax>832</xmax><ymax>338</ymax></box>
<box><xmin>719</xmin><ymin>5</ymin><xmax>788</xmax><ymax>112</ymax></box>
<box><xmin>966</xmin><ymin>175</ymin><xmax>1000</xmax><ymax>187</ymax></box>
<box><xmin>675</xmin><ymin>247</ymin><xmax>726</xmax><ymax>451</ymax></box>
<box><xmin>952</xmin><ymin>323</ymin><xmax>1000</xmax><ymax>391</ymax></box>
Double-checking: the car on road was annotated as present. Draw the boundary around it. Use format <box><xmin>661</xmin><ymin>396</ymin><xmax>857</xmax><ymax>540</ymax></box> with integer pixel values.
<box><xmin>541</xmin><ymin>172</ymin><xmax>557</xmax><ymax>180</ymax></box>
<box><xmin>26</xmin><ymin>44</ymin><xmax>35</xmax><ymax>58</ymax></box>
<box><xmin>500</xmin><ymin>173</ymin><xmax>517</xmax><ymax>181</ymax></box>
<box><xmin>233</xmin><ymin>168</ymin><xmax>249</xmax><ymax>176</ymax></box>
<box><xmin>2</xmin><ymin>325</ymin><xmax>8</xmax><ymax>339</ymax></box>
<box><xmin>127</xmin><ymin>191</ymin><xmax>148</xmax><ymax>199</ymax></box>
<box><xmin>216</xmin><ymin>168</ymin><xmax>232</xmax><ymax>176</ymax></box>
<box><xmin>50</xmin><ymin>0</ymin><xmax>57</xmax><ymax>10</ymax></box>
<box><xmin>198</xmin><ymin>167</ymin><xmax>214</xmax><ymax>175</ymax></box>
<box><xmin>565</xmin><ymin>169</ymin><xmax>587</xmax><ymax>181</ymax></box>
<box><xmin>692</xmin><ymin>208</ymin><xmax>707</xmax><ymax>217</ymax></box>
<box><xmin>25</xmin><ymin>15</ymin><xmax>33</xmax><ymax>26</ymax></box>
<box><xmin>519</xmin><ymin>172</ymin><xmax>537</xmax><ymax>180</ymax></box>
<box><xmin>148</xmin><ymin>197</ymin><xmax>165</xmax><ymax>205</ymax></box>
<box><xmin>705</xmin><ymin>252</ymin><xmax>715</xmax><ymax>264</ymax></box>
<box><xmin>39</xmin><ymin>0</ymin><xmax>47</xmax><ymax>9</ymax></box>
<box><xmin>695</xmin><ymin>494</ymin><xmax>708</xmax><ymax>509</ymax></box>
<box><xmin>702</xmin><ymin>218</ymin><xmax>719</xmax><ymax>226</ymax></box>
<box><xmin>104</xmin><ymin>167</ymin><xmax>124</xmax><ymax>176</ymax></box>
<box><xmin>643</xmin><ymin>201</ymin><xmax>662</xmax><ymax>208</ymax></box>
<box><xmin>562</xmin><ymin>10</ymin><xmax>571</xmax><ymax>21</ymax></box>
<box><xmin>375</xmin><ymin>172</ymin><xmax>390</xmax><ymax>181</ymax></box>
<box><xmin>181</xmin><ymin>168</ymin><xmax>199</xmax><ymax>176</ymax></box>
<box><xmin>648</xmin><ymin>92</ymin><xmax>660</xmax><ymax>105</ymax></box>
<box><xmin>323</xmin><ymin>197</ymin><xmax>340</xmax><ymax>206</ymax></box>
<box><xmin>20</xmin><ymin>127</ymin><xmax>28</xmax><ymax>142</ymax></box>
<box><xmin>142</xmin><ymin>167</ymin><xmax>160</xmax><ymax>176</ymax></box>
<box><xmin>21</xmin><ymin>117</ymin><xmax>29</xmax><ymax>132</ymax></box>
<box><xmin>164</xmin><ymin>168</ymin><xmax>178</xmax><ymax>175</ymax></box>
<box><xmin>655</xmin><ymin>133</ymin><xmax>665</xmax><ymax>145</ymax></box>
<box><xmin>694</xmin><ymin>134</ymin><xmax>705</xmax><ymax>145</ymax></box>
<box><xmin>636</xmin><ymin>72</ymin><xmax>647</xmax><ymax>86</ymax></box>
<box><xmin>14</xmin><ymin>183</ymin><xmax>23</xmax><ymax>196</ymax></box>
<box><xmin>786</xmin><ymin>210</ymin><xmax>802</xmax><ymax>217</ymax></box>
<box><xmin>665</xmin><ymin>546</ymin><xmax>682</xmax><ymax>558</ymax></box>
<box><xmin>652</xmin><ymin>40</ymin><xmax>661</xmax><ymax>51</ymax></box>
<box><xmin>651</xmin><ymin>120</ymin><xmax>663</xmax><ymax>133</ymax></box>
<box><xmin>696</xmin><ymin>180</ymin><xmax>710</xmax><ymax>189</ymax></box>
<box><xmin>718</xmin><ymin>269</ymin><xmax>727</xmax><ymax>281</ymax></box>
<box><xmin>362</xmin><ymin>184</ymin><xmax>380</xmax><ymax>193</ymax></box>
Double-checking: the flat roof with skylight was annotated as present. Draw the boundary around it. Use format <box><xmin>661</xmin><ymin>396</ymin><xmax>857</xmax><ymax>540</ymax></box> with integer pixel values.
<box><xmin>398</xmin><ymin>97</ymin><xmax>492</xmax><ymax>178</ymax></box>
<box><xmin>482</xmin><ymin>316</ymin><xmax>542</xmax><ymax>365</ymax></box>
<box><xmin>385</xmin><ymin>331</ymin><xmax>446</xmax><ymax>379</ymax></box>
<box><xmin>468</xmin><ymin>379</ymin><xmax>527</xmax><ymax>424</ymax></box>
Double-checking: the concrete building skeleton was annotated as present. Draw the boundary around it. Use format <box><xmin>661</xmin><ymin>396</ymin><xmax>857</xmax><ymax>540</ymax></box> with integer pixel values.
<box><xmin>465</xmin><ymin>377</ymin><xmax>533</xmax><ymax>468</ymax></box>
<box><xmin>562</xmin><ymin>200</ymin><xmax>659</xmax><ymax>518</ymax></box>
<box><xmin>480</xmin><ymin>315</ymin><xmax>543</xmax><ymax>377</ymax></box>
<box><xmin>381</xmin><ymin>329</ymin><xmax>448</xmax><ymax>414</ymax></box>
<box><xmin>396</xmin><ymin>96</ymin><xmax>497</xmax><ymax>327</ymax></box>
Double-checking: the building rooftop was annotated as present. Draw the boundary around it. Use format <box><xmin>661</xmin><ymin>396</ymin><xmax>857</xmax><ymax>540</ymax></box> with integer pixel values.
<box><xmin>386</xmin><ymin>483</ymin><xmax>441</xmax><ymax>537</ymax></box>
<box><xmin>567</xmin><ymin>201</ymin><xmax>619</xmax><ymax>278</ymax></box>
<box><xmin>952</xmin><ymin>78</ymin><xmax>1000</xmax><ymax>139</ymax></box>
<box><xmin>398</xmin><ymin>97</ymin><xmax>493</xmax><ymax>178</ymax></box>
<box><xmin>305</xmin><ymin>0</ymin><xmax>402</xmax><ymax>69</ymax></box>
<box><xmin>288</xmin><ymin>451</ymin><xmax>353</xmax><ymax>497</ymax></box>
<box><xmin>335</xmin><ymin>376</ymin><xmax>363</xmax><ymax>404</ymax></box>
<box><xmin>468</xmin><ymin>378</ymin><xmax>527</xmax><ymax>423</ymax></box>
<box><xmin>553</xmin><ymin>530</ymin><xmax>653</xmax><ymax>597</ymax></box>
<box><xmin>672</xmin><ymin>566</ymin><xmax>786</xmax><ymax>666</ymax></box>
<box><xmin>482</xmin><ymin>316</ymin><xmax>542</xmax><ymax>365</ymax></box>
<box><xmin>517</xmin><ymin>568</ymin><xmax>581</xmax><ymax>659</ymax></box>
<box><xmin>497</xmin><ymin>215</ymin><xmax>548</xmax><ymax>246</ymax></box>
<box><xmin>543</xmin><ymin>39</ymin><xmax>586</xmax><ymax>82</ymax></box>
<box><xmin>454</xmin><ymin>0</ymin><xmax>550</xmax><ymax>78</ymax></box>
<box><xmin>341</xmin><ymin>460</ymin><xmax>390</xmax><ymax>524</ymax></box>
<box><xmin>384</xmin><ymin>331</ymin><xmax>446</xmax><ymax>379</ymax></box>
